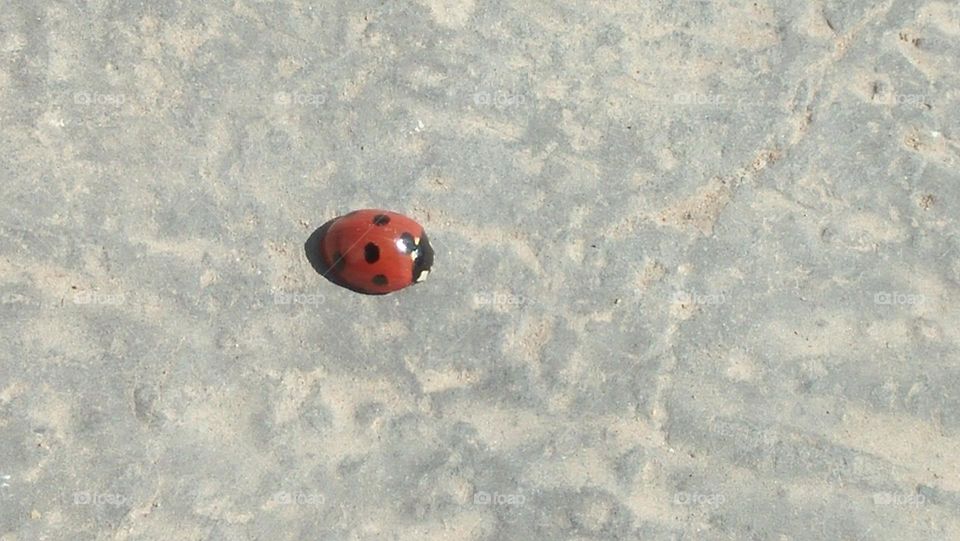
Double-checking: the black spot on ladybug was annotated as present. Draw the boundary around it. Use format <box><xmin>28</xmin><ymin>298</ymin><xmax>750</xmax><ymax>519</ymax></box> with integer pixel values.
<box><xmin>372</xmin><ymin>214</ymin><xmax>390</xmax><ymax>226</ymax></box>
<box><xmin>372</xmin><ymin>274</ymin><xmax>388</xmax><ymax>285</ymax></box>
<box><xmin>399</xmin><ymin>232</ymin><xmax>417</xmax><ymax>253</ymax></box>
<box><xmin>364</xmin><ymin>242</ymin><xmax>380</xmax><ymax>263</ymax></box>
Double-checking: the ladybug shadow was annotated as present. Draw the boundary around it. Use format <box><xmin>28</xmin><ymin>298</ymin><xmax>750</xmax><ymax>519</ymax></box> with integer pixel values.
<box><xmin>305</xmin><ymin>218</ymin><xmax>387</xmax><ymax>296</ymax></box>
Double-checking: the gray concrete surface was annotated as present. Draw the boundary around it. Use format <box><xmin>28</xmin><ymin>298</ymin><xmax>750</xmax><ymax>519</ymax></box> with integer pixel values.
<box><xmin>1</xmin><ymin>1</ymin><xmax>959</xmax><ymax>539</ymax></box>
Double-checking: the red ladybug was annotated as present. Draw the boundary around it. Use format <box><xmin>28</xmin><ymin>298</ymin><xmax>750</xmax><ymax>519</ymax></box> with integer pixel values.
<box><xmin>319</xmin><ymin>209</ymin><xmax>434</xmax><ymax>294</ymax></box>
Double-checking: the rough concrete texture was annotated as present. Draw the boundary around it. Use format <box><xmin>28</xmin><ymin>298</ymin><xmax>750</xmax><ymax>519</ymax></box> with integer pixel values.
<box><xmin>1</xmin><ymin>0</ymin><xmax>959</xmax><ymax>540</ymax></box>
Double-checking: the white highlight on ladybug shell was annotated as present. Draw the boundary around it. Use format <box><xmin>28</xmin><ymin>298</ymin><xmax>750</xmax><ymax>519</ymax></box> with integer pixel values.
<box><xmin>403</xmin><ymin>236</ymin><xmax>422</xmax><ymax>261</ymax></box>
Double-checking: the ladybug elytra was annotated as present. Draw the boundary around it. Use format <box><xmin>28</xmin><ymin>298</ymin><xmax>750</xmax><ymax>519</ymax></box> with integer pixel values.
<box><xmin>319</xmin><ymin>209</ymin><xmax>434</xmax><ymax>295</ymax></box>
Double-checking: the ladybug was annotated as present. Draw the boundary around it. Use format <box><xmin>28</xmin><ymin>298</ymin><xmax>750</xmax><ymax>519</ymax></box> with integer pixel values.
<box><xmin>319</xmin><ymin>209</ymin><xmax>434</xmax><ymax>294</ymax></box>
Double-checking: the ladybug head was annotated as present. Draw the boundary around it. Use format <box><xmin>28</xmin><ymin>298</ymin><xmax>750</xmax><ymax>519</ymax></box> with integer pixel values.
<box><xmin>412</xmin><ymin>232</ymin><xmax>434</xmax><ymax>283</ymax></box>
